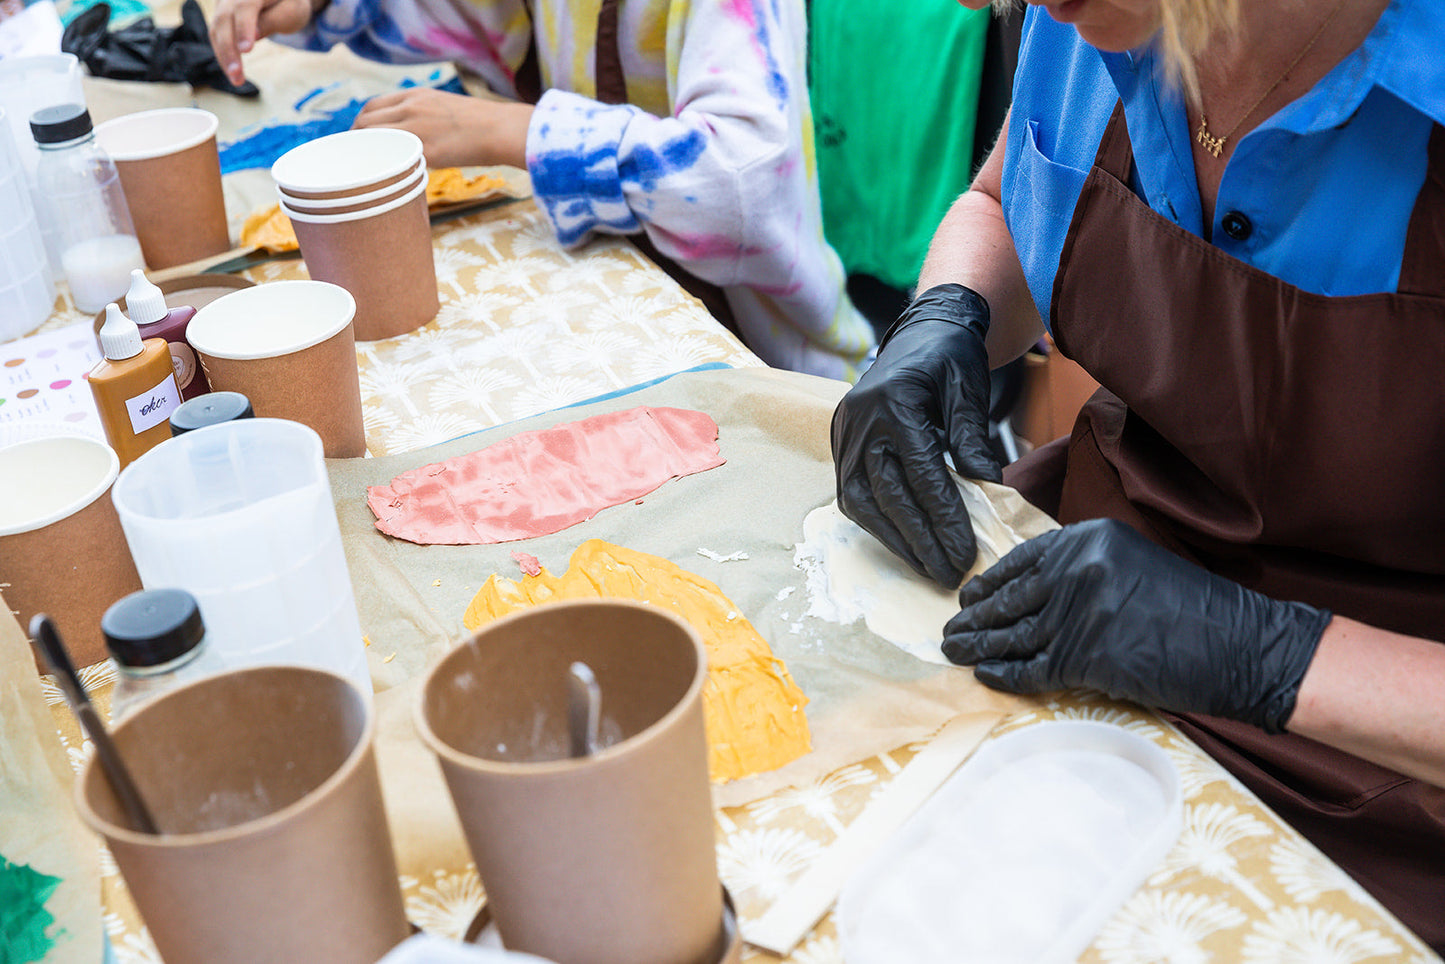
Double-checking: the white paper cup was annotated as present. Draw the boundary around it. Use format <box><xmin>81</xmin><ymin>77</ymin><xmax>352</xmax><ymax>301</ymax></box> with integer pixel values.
<box><xmin>272</xmin><ymin>128</ymin><xmax>423</xmax><ymax>200</ymax></box>
<box><xmin>186</xmin><ymin>280</ymin><xmax>366</xmax><ymax>458</ymax></box>
<box><xmin>0</xmin><ymin>435</ymin><xmax>142</xmax><ymax>668</ymax></box>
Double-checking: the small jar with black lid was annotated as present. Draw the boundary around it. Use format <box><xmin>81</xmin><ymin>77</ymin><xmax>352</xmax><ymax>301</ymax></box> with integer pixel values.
<box><xmin>169</xmin><ymin>390</ymin><xmax>254</xmax><ymax>436</ymax></box>
<box><xmin>104</xmin><ymin>587</ymin><xmax>225</xmax><ymax>722</ymax></box>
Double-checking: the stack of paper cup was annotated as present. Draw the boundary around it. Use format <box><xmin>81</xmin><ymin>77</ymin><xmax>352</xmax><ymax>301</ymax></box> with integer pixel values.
<box><xmin>0</xmin><ymin>107</ymin><xmax>54</xmax><ymax>340</ymax></box>
<box><xmin>271</xmin><ymin>129</ymin><xmax>438</xmax><ymax>342</ymax></box>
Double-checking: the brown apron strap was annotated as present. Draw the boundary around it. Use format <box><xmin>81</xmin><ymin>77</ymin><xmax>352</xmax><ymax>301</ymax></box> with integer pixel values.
<box><xmin>1399</xmin><ymin>122</ymin><xmax>1445</xmax><ymax>297</ymax></box>
<box><xmin>1091</xmin><ymin>100</ymin><xmax>1135</xmax><ymax>184</ymax></box>
<box><xmin>585</xmin><ymin>0</ymin><xmax>741</xmax><ymax>335</ymax></box>
<box><xmin>593</xmin><ymin>0</ymin><xmax>628</xmax><ymax>105</ymax></box>
<box><xmin>513</xmin><ymin>0</ymin><xmax>542</xmax><ymax>104</ymax></box>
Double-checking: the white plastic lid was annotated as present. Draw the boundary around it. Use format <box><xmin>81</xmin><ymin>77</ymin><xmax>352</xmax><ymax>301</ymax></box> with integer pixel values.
<box><xmin>98</xmin><ymin>302</ymin><xmax>143</xmax><ymax>360</ymax></box>
<box><xmin>186</xmin><ymin>280</ymin><xmax>355</xmax><ymax>360</ymax></box>
<box><xmin>124</xmin><ymin>268</ymin><xmax>167</xmax><ymax>325</ymax></box>
<box><xmin>271</xmin><ymin>128</ymin><xmax>423</xmax><ymax>195</ymax></box>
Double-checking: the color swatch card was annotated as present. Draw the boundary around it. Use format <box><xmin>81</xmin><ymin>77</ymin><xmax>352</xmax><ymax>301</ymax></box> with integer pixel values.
<box><xmin>0</xmin><ymin>321</ymin><xmax>104</xmax><ymax>443</ymax></box>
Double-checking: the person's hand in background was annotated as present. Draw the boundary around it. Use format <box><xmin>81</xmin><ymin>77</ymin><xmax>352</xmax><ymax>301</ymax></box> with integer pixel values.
<box><xmin>830</xmin><ymin>283</ymin><xmax>1001</xmax><ymax>587</ymax></box>
<box><xmin>942</xmin><ymin>518</ymin><xmax>1332</xmax><ymax>732</ymax></box>
<box><xmin>209</xmin><ymin>0</ymin><xmax>320</xmax><ymax>86</ymax></box>
<box><xmin>352</xmin><ymin>89</ymin><xmax>533</xmax><ymax>169</ymax></box>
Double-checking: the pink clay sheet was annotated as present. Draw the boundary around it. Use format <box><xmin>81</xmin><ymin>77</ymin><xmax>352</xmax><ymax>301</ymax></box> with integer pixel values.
<box><xmin>367</xmin><ymin>406</ymin><xmax>725</xmax><ymax>544</ymax></box>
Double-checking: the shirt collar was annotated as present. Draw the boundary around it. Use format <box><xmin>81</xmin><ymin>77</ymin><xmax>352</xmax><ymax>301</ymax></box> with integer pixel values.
<box><xmin>1104</xmin><ymin>0</ymin><xmax>1445</xmax><ymax>134</ymax></box>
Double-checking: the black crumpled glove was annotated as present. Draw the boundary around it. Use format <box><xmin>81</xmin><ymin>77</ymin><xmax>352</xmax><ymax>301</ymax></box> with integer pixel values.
<box><xmin>62</xmin><ymin>0</ymin><xmax>260</xmax><ymax>97</ymax></box>
<box><xmin>942</xmin><ymin>518</ymin><xmax>1332</xmax><ymax>733</ymax></box>
<box><xmin>831</xmin><ymin>283</ymin><xmax>1001</xmax><ymax>587</ymax></box>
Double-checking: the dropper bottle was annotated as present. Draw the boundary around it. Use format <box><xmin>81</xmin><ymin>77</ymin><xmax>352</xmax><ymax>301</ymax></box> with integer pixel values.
<box><xmin>89</xmin><ymin>303</ymin><xmax>182</xmax><ymax>467</ymax></box>
<box><xmin>124</xmin><ymin>269</ymin><xmax>209</xmax><ymax>401</ymax></box>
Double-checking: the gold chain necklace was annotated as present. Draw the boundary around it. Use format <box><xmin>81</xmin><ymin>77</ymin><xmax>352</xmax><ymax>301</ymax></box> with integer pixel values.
<box><xmin>1195</xmin><ymin>0</ymin><xmax>1348</xmax><ymax>158</ymax></box>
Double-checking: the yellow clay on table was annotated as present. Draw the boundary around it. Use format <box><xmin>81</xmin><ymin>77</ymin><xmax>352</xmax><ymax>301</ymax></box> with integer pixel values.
<box><xmin>463</xmin><ymin>539</ymin><xmax>812</xmax><ymax>783</ymax></box>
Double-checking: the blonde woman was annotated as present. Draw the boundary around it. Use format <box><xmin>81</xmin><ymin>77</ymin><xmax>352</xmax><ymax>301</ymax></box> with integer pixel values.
<box><xmin>209</xmin><ymin>0</ymin><xmax>876</xmax><ymax>381</ymax></box>
<box><xmin>832</xmin><ymin>0</ymin><xmax>1444</xmax><ymax>947</ymax></box>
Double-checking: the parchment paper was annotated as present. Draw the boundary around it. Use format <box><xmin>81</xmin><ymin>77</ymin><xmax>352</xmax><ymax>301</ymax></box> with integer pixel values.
<box><xmin>0</xmin><ymin>595</ymin><xmax>101</xmax><ymax>964</ymax></box>
<box><xmin>325</xmin><ymin>367</ymin><xmax>1045</xmax><ymax>872</ymax></box>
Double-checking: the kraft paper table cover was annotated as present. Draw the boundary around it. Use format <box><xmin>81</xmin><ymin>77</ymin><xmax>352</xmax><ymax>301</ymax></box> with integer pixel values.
<box><xmin>324</xmin><ymin>366</ymin><xmax>1036</xmax><ymax>806</ymax></box>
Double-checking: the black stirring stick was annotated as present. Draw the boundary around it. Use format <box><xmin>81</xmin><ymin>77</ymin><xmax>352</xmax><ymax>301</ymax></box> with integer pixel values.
<box><xmin>30</xmin><ymin>614</ymin><xmax>161</xmax><ymax>835</ymax></box>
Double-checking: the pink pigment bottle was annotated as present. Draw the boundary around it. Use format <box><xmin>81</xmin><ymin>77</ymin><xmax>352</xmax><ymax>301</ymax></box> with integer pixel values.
<box><xmin>123</xmin><ymin>269</ymin><xmax>210</xmax><ymax>401</ymax></box>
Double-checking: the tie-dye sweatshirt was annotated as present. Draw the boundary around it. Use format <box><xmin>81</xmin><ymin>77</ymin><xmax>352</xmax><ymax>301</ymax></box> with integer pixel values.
<box><xmin>279</xmin><ymin>0</ymin><xmax>876</xmax><ymax>380</ymax></box>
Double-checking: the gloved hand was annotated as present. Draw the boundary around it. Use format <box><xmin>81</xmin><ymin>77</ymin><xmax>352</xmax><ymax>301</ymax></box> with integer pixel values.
<box><xmin>831</xmin><ymin>283</ymin><xmax>1001</xmax><ymax>587</ymax></box>
<box><xmin>942</xmin><ymin>518</ymin><xmax>1332</xmax><ymax>733</ymax></box>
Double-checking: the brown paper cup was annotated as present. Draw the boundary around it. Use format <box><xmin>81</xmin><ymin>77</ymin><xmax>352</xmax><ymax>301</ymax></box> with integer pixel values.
<box><xmin>75</xmin><ymin>666</ymin><xmax>409</xmax><ymax>964</ymax></box>
<box><xmin>417</xmin><ymin>599</ymin><xmax>725</xmax><ymax>964</ymax></box>
<box><xmin>285</xmin><ymin>181</ymin><xmax>439</xmax><ymax>341</ymax></box>
<box><xmin>186</xmin><ymin>280</ymin><xmax>367</xmax><ymax>458</ymax></box>
<box><xmin>94</xmin><ymin>108</ymin><xmax>230</xmax><ymax>271</ymax></box>
<box><xmin>0</xmin><ymin>435</ymin><xmax>141</xmax><ymax>670</ymax></box>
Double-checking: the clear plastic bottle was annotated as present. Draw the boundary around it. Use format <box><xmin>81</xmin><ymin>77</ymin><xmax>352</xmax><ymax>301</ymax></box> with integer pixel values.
<box><xmin>105</xmin><ymin>587</ymin><xmax>225</xmax><ymax>722</ymax></box>
<box><xmin>29</xmin><ymin>103</ymin><xmax>144</xmax><ymax>313</ymax></box>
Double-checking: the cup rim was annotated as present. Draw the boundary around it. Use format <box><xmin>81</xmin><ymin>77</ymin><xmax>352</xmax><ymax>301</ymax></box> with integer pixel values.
<box><xmin>0</xmin><ymin>435</ymin><xmax>117</xmax><ymax>535</ymax></box>
<box><xmin>112</xmin><ymin>417</ymin><xmax>325</xmax><ymax>524</ymax></box>
<box><xmin>279</xmin><ymin>176</ymin><xmax>427</xmax><ymax>225</ymax></box>
<box><xmin>72</xmin><ymin>665</ymin><xmax>377</xmax><ymax>848</ymax></box>
<box><xmin>272</xmin><ymin>128</ymin><xmax>423</xmax><ymax>196</ymax></box>
<box><xmin>276</xmin><ymin>160</ymin><xmax>425</xmax><ymax>213</ymax></box>
<box><xmin>0</xmin><ymin>51</ymin><xmax>79</xmax><ymax>77</ymax></box>
<box><xmin>186</xmin><ymin>279</ymin><xmax>356</xmax><ymax>360</ymax></box>
<box><xmin>93</xmin><ymin>107</ymin><xmax>219</xmax><ymax>161</ymax></box>
<box><xmin>414</xmin><ymin>598</ymin><xmax>710</xmax><ymax>776</ymax></box>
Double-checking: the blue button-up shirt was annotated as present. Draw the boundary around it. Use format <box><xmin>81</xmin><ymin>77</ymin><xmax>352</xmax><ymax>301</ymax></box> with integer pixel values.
<box><xmin>1000</xmin><ymin>0</ymin><xmax>1445</xmax><ymax>329</ymax></box>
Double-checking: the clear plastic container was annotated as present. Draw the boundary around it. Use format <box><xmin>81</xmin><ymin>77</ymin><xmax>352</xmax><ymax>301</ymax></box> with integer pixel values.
<box><xmin>29</xmin><ymin>103</ymin><xmax>143</xmax><ymax>313</ymax></box>
<box><xmin>105</xmin><ymin>587</ymin><xmax>226</xmax><ymax>721</ymax></box>
<box><xmin>110</xmin><ymin>418</ymin><xmax>372</xmax><ymax>700</ymax></box>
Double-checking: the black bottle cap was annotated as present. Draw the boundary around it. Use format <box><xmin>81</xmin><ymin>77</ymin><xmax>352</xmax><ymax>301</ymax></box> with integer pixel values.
<box><xmin>102</xmin><ymin>588</ymin><xmax>206</xmax><ymax>668</ymax></box>
<box><xmin>169</xmin><ymin>391</ymin><xmax>255</xmax><ymax>436</ymax></box>
<box><xmin>30</xmin><ymin>103</ymin><xmax>93</xmax><ymax>145</ymax></box>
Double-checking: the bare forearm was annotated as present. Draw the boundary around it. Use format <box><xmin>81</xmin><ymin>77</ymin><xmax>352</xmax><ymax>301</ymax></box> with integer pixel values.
<box><xmin>916</xmin><ymin>112</ymin><xmax>1044</xmax><ymax>368</ymax></box>
<box><xmin>1288</xmin><ymin>617</ymin><xmax>1445</xmax><ymax>788</ymax></box>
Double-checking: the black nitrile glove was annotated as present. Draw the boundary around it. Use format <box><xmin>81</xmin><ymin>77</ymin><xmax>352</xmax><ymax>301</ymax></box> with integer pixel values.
<box><xmin>831</xmin><ymin>283</ymin><xmax>1001</xmax><ymax>587</ymax></box>
<box><xmin>942</xmin><ymin>518</ymin><xmax>1332</xmax><ymax>733</ymax></box>
<box><xmin>63</xmin><ymin>0</ymin><xmax>260</xmax><ymax>97</ymax></box>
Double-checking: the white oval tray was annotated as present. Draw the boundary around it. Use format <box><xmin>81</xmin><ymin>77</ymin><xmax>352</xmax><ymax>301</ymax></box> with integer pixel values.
<box><xmin>838</xmin><ymin>720</ymin><xmax>1183</xmax><ymax>964</ymax></box>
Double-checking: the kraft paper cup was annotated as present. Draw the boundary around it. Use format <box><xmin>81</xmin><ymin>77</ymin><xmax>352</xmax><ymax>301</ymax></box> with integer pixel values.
<box><xmin>0</xmin><ymin>435</ymin><xmax>141</xmax><ymax>670</ymax></box>
<box><xmin>417</xmin><ymin>599</ymin><xmax>726</xmax><ymax>964</ymax></box>
<box><xmin>186</xmin><ymin>280</ymin><xmax>366</xmax><ymax>458</ymax></box>
<box><xmin>277</xmin><ymin>159</ymin><xmax>426</xmax><ymax>217</ymax></box>
<box><xmin>272</xmin><ymin>128</ymin><xmax>423</xmax><ymax>200</ymax></box>
<box><xmin>283</xmin><ymin>180</ymin><xmax>438</xmax><ymax>342</ymax></box>
<box><xmin>75</xmin><ymin>666</ymin><xmax>410</xmax><ymax>964</ymax></box>
<box><xmin>94</xmin><ymin>108</ymin><xmax>230</xmax><ymax>271</ymax></box>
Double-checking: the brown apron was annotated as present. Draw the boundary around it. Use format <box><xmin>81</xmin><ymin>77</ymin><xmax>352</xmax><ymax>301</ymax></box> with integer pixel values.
<box><xmin>513</xmin><ymin>0</ymin><xmax>741</xmax><ymax>334</ymax></box>
<box><xmin>1005</xmin><ymin>102</ymin><xmax>1445</xmax><ymax>947</ymax></box>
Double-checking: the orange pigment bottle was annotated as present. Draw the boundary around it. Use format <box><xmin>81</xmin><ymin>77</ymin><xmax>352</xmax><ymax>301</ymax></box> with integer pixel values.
<box><xmin>89</xmin><ymin>302</ymin><xmax>181</xmax><ymax>467</ymax></box>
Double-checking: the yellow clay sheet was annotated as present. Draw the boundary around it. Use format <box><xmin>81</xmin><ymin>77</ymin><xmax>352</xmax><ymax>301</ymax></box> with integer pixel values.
<box><xmin>463</xmin><ymin>539</ymin><xmax>812</xmax><ymax>783</ymax></box>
